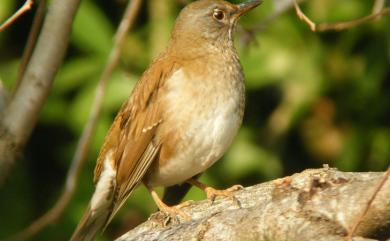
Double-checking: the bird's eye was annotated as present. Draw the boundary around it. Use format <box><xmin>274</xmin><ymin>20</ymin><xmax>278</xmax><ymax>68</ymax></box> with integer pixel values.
<box><xmin>212</xmin><ymin>9</ymin><xmax>225</xmax><ymax>21</ymax></box>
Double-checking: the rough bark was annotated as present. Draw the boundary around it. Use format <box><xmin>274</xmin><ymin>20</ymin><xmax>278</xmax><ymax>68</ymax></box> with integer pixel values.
<box><xmin>116</xmin><ymin>168</ymin><xmax>390</xmax><ymax>241</ymax></box>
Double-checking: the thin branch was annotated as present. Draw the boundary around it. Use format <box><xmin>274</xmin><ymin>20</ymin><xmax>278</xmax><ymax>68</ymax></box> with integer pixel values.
<box><xmin>347</xmin><ymin>165</ymin><xmax>390</xmax><ymax>240</ymax></box>
<box><xmin>292</xmin><ymin>0</ymin><xmax>390</xmax><ymax>32</ymax></box>
<box><xmin>292</xmin><ymin>0</ymin><xmax>316</xmax><ymax>31</ymax></box>
<box><xmin>317</xmin><ymin>8</ymin><xmax>390</xmax><ymax>32</ymax></box>
<box><xmin>0</xmin><ymin>0</ymin><xmax>34</xmax><ymax>32</ymax></box>
<box><xmin>14</xmin><ymin>0</ymin><xmax>47</xmax><ymax>96</ymax></box>
<box><xmin>6</xmin><ymin>0</ymin><xmax>143</xmax><ymax>240</ymax></box>
<box><xmin>372</xmin><ymin>0</ymin><xmax>384</xmax><ymax>15</ymax></box>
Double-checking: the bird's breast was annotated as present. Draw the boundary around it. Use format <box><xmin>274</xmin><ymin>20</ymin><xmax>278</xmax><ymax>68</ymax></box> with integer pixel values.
<box><xmin>146</xmin><ymin>65</ymin><xmax>245</xmax><ymax>187</ymax></box>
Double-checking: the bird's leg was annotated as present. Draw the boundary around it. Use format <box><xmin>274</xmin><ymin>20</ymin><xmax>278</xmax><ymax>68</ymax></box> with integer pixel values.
<box><xmin>144</xmin><ymin>183</ymin><xmax>191</xmax><ymax>221</ymax></box>
<box><xmin>187</xmin><ymin>178</ymin><xmax>243</xmax><ymax>205</ymax></box>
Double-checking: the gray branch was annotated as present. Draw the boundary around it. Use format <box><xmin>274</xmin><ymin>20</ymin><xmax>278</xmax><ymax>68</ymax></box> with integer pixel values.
<box><xmin>0</xmin><ymin>0</ymin><xmax>81</xmax><ymax>184</ymax></box>
<box><xmin>117</xmin><ymin>168</ymin><xmax>390</xmax><ymax>241</ymax></box>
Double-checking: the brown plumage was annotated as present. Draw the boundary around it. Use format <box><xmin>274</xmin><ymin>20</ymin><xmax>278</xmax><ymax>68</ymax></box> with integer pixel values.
<box><xmin>70</xmin><ymin>1</ymin><xmax>261</xmax><ymax>240</ymax></box>
<box><xmin>71</xmin><ymin>55</ymin><xmax>177</xmax><ymax>241</ymax></box>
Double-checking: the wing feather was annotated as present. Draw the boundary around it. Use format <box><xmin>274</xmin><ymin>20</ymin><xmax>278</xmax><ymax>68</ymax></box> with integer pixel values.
<box><xmin>91</xmin><ymin>55</ymin><xmax>178</xmax><ymax>228</ymax></box>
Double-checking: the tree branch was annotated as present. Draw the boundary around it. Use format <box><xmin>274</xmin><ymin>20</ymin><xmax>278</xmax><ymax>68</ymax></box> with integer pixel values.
<box><xmin>6</xmin><ymin>0</ymin><xmax>143</xmax><ymax>240</ymax></box>
<box><xmin>316</xmin><ymin>8</ymin><xmax>390</xmax><ymax>32</ymax></box>
<box><xmin>292</xmin><ymin>0</ymin><xmax>390</xmax><ymax>32</ymax></box>
<box><xmin>117</xmin><ymin>168</ymin><xmax>390</xmax><ymax>241</ymax></box>
<box><xmin>0</xmin><ymin>0</ymin><xmax>34</xmax><ymax>32</ymax></box>
<box><xmin>292</xmin><ymin>0</ymin><xmax>316</xmax><ymax>31</ymax></box>
<box><xmin>14</xmin><ymin>0</ymin><xmax>47</xmax><ymax>95</ymax></box>
<box><xmin>372</xmin><ymin>0</ymin><xmax>385</xmax><ymax>15</ymax></box>
<box><xmin>0</xmin><ymin>0</ymin><xmax>81</xmax><ymax>185</ymax></box>
<box><xmin>347</xmin><ymin>166</ymin><xmax>390</xmax><ymax>239</ymax></box>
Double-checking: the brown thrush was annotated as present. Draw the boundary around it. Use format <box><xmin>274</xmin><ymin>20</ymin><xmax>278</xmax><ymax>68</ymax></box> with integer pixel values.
<box><xmin>70</xmin><ymin>0</ymin><xmax>261</xmax><ymax>240</ymax></box>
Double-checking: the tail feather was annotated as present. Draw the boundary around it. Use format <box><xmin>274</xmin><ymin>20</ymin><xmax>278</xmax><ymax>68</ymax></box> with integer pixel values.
<box><xmin>70</xmin><ymin>204</ymin><xmax>111</xmax><ymax>241</ymax></box>
<box><xmin>71</xmin><ymin>151</ymin><xmax>117</xmax><ymax>241</ymax></box>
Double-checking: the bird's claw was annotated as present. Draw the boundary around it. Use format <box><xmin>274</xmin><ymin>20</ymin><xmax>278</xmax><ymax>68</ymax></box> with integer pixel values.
<box><xmin>205</xmin><ymin>184</ymin><xmax>243</xmax><ymax>206</ymax></box>
<box><xmin>159</xmin><ymin>203</ymin><xmax>191</xmax><ymax>222</ymax></box>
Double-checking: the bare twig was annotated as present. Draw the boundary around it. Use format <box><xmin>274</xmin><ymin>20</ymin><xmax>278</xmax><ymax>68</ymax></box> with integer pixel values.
<box><xmin>347</xmin><ymin>165</ymin><xmax>390</xmax><ymax>240</ymax></box>
<box><xmin>6</xmin><ymin>0</ymin><xmax>143</xmax><ymax>240</ymax></box>
<box><xmin>0</xmin><ymin>0</ymin><xmax>34</xmax><ymax>32</ymax></box>
<box><xmin>292</xmin><ymin>0</ymin><xmax>390</xmax><ymax>32</ymax></box>
<box><xmin>372</xmin><ymin>0</ymin><xmax>384</xmax><ymax>15</ymax></box>
<box><xmin>292</xmin><ymin>0</ymin><xmax>316</xmax><ymax>31</ymax></box>
<box><xmin>14</xmin><ymin>0</ymin><xmax>47</xmax><ymax>96</ymax></box>
<box><xmin>317</xmin><ymin>8</ymin><xmax>390</xmax><ymax>32</ymax></box>
<box><xmin>0</xmin><ymin>0</ymin><xmax>81</xmax><ymax>184</ymax></box>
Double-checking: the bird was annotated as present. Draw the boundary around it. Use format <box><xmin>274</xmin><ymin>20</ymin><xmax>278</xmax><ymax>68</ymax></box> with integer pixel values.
<box><xmin>70</xmin><ymin>0</ymin><xmax>261</xmax><ymax>240</ymax></box>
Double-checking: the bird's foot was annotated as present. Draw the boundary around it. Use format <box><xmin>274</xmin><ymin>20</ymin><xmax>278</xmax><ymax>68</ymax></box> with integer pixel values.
<box><xmin>188</xmin><ymin>179</ymin><xmax>243</xmax><ymax>206</ymax></box>
<box><xmin>204</xmin><ymin>185</ymin><xmax>243</xmax><ymax>205</ymax></box>
<box><xmin>158</xmin><ymin>201</ymin><xmax>191</xmax><ymax>221</ymax></box>
<box><xmin>204</xmin><ymin>184</ymin><xmax>243</xmax><ymax>201</ymax></box>
<box><xmin>145</xmin><ymin>182</ymin><xmax>191</xmax><ymax>222</ymax></box>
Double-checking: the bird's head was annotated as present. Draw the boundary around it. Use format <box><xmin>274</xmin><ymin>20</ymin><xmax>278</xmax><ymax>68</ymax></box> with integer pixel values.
<box><xmin>169</xmin><ymin>0</ymin><xmax>261</xmax><ymax>53</ymax></box>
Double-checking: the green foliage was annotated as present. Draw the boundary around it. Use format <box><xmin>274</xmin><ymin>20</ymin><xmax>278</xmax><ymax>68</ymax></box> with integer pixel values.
<box><xmin>0</xmin><ymin>0</ymin><xmax>389</xmax><ymax>240</ymax></box>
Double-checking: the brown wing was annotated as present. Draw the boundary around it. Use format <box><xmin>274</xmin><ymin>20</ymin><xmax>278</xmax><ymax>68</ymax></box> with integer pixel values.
<box><xmin>93</xmin><ymin>55</ymin><xmax>178</xmax><ymax>223</ymax></box>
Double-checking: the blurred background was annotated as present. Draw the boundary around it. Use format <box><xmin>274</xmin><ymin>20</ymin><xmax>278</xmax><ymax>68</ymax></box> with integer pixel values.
<box><xmin>0</xmin><ymin>0</ymin><xmax>389</xmax><ymax>240</ymax></box>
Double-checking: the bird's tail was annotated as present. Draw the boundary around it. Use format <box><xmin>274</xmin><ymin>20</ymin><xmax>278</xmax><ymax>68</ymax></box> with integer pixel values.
<box><xmin>69</xmin><ymin>204</ymin><xmax>111</xmax><ymax>241</ymax></box>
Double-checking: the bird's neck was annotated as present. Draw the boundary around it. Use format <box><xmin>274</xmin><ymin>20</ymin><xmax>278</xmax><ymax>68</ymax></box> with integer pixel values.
<box><xmin>166</xmin><ymin>35</ymin><xmax>236</xmax><ymax>60</ymax></box>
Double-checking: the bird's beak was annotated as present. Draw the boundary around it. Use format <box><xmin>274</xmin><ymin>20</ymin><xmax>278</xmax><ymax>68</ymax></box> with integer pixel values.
<box><xmin>235</xmin><ymin>0</ymin><xmax>262</xmax><ymax>17</ymax></box>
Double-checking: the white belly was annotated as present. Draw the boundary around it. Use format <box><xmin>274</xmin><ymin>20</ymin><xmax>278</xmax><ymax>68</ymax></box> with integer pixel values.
<box><xmin>147</xmin><ymin>68</ymin><xmax>244</xmax><ymax>187</ymax></box>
